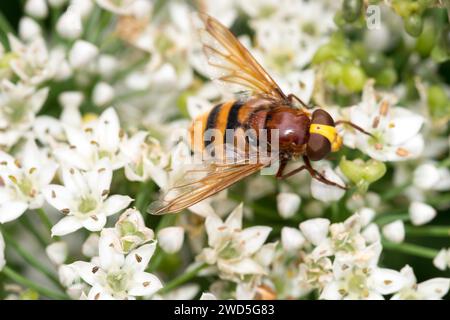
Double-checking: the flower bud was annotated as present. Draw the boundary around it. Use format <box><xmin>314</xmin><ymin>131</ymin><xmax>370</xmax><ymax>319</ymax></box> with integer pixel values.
<box><xmin>342</xmin><ymin>0</ymin><xmax>362</xmax><ymax>23</ymax></box>
<box><xmin>25</xmin><ymin>0</ymin><xmax>48</xmax><ymax>19</ymax></box>
<box><xmin>427</xmin><ymin>85</ymin><xmax>449</xmax><ymax>118</ymax></box>
<box><xmin>19</xmin><ymin>17</ymin><xmax>41</xmax><ymax>41</ymax></box>
<box><xmin>409</xmin><ymin>201</ymin><xmax>436</xmax><ymax>226</ymax></box>
<box><xmin>45</xmin><ymin>241</ymin><xmax>68</xmax><ymax>265</ymax></box>
<box><xmin>433</xmin><ymin>248</ymin><xmax>450</xmax><ymax>271</ymax></box>
<box><xmin>281</xmin><ymin>227</ymin><xmax>305</xmax><ymax>251</ymax></box>
<box><xmin>276</xmin><ymin>192</ymin><xmax>301</xmax><ymax>219</ymax></box>
<box><xmin>339</xmin><ymin>157</ymin><xmax>386</xmax><ymax>192</ymax></box>
<box><xmin>158</xmin><ymin>227</ymin><xmax>184</xmax><ymax>254</ymax></box>
<box><xmin>70</xmin><ymin>0</ymin><xmax>94</xmax><ymax>18</ymax></box>
<box><xmin>299</xmin><ymin>218</ymin><xmax>330</xmax><ymax>246</ymax></box>
<box><xmin>69</xmin><ymin>40</ymin><xmax>99</xmax><ymax>69</ymax></box>
<box><xmin>342</xmin><ymin>64</ymin><xmax>366</xmax><ymax>92</ymax></box>
<box><xmin>362</xmin><ymin>223</ymin><xmax>380</xmax><ymax>244</ymax></box>
<box><xmin>382</xmin><ymin>220</ymin><xmax>405</xmax><ymax>243</ymax></box>
<box><xmin>57</xmin><ymin>7</ymin><xmax>83</xmax><ymax>39</ymax></box>
<box><xmin>92</xmin><ymin>82</ymin><xmax>115</xmax><ymax>107</ymax></box>
<box><xmin>404</xmin><ymin>14</ymin><xmax>424</xmax><ymax>37</ymax></box>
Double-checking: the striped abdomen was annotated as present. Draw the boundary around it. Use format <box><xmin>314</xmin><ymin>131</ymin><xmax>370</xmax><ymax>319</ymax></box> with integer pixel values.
<box><xmin>189</xmin><ymin>98</ymin><xmax>275</xmax><ymax>153</ymax></box>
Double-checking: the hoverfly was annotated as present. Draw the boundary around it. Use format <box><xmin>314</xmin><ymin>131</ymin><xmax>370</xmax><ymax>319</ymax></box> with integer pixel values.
<box><xmin>149</xmin><ymin>13</ymin><xmax>371</xmax><ymax>215</ymax></box>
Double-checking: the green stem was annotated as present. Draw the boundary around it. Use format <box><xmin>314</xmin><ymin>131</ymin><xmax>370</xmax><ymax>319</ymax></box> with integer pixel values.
<box><xmin>1</xmin><ymin>229</ymin><xmax>63</xmax><ymax>290</ymax></box>
<box><xmin>375</xmin><ymin>213</ymin><xmax>409</xmax><ymax>226</ymax></box>
<box><xmin>36</xmin><ymin>208</ymin><xmax>58</xmax><ymax>240</ymax></box>
<box><xmin>158</xmin><ymin>263</ymin><xmax>207</xmax><ymax>295</ymax></box>
<box><xmin>382</xmin><ymin>239</ymin><xmax>439</xmax><ymax>259</ymax></box>
<box><xmin>381</xmin><ymin>181</ymin><xmax>411</xmax><ymax>201</ymax></box>
<box><xmin>2</xmin><ymin>266</ymin><xmax>69</xmax><ymax>300</ymax></box>
<box><xmin>20</xmin><ymin>215</ymin><xmax>49</xmax><ymax>247</ymax></box>
<box><xmin>135</xmin><ymin>180</ymin><xmax>155</xmax><ymax>214</ymax></box>
<box><xmin>405</xmin><ymin>226</ymin><xmax>450</xmax><ymax>237</ymax></box>
<box><xmin>0</xmin><ymin>11</ymin><xmax>14</xmax><ymax>35</ymax></box>
<box><xmin>146</xmin><ymin>247</ymin><xmax>163</xmax><ymax>273</ymax></box>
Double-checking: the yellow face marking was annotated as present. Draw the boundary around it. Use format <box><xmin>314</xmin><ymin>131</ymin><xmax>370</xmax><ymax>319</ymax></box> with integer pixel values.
<box><xmin>309</xmin><ymin>124</ymin><xmax>342</xmax><ymax>152</ymax></box>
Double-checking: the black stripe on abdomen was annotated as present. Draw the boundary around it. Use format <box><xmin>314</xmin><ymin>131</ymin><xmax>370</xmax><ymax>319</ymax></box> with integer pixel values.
<box><xmin>204</xmin><ymin>103</ymin><xmax>222</xmax><ymax>148</ymax></box>
<box><xmin>226</xmin><ymin>100</ymin><xmax>245</xmax><ymax>131</ymax></box>
<box><xmin>223</xmin><ymin>100</ymin><xmax>245</xmax><ymax>144</ymax></box>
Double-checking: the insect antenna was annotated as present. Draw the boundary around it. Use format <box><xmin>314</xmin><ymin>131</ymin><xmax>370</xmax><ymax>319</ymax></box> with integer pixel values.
<box><xmin>335</xmin><ymin>120</ymin><xmax>374</xmax><ymax>138</ymax></box>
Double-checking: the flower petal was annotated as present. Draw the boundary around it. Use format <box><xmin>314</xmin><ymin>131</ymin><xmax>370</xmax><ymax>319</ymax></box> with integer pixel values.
<box><xmin>102</xmin><ymin>195</ymin><xmax>133</xmax><ymax>216</ymax></box>
<box><xmin>125</xmin><ymin>243</ymin><xmax>156</xmax><ymax>272</ymax></box>
<box><xmin>81</xmin><ymin>213</ymin><xmax>107</xmax><ymax>232</ymax></box>
<box><xmin>128</xmin><ymin>272</ymin><xmax>163</xmax><ymax>297</ymax></box>
<box><xmin>0</xmin><ymin>201</ymin><xmax>28</xmax><ymax>223</ymax></box>
<box><xmin>237</xmin><ymin>226</ymin><xmax>271</xmax><ymax>255</ymax></box>
<box><xmin>51</xmin><ymin>216</ymin><xmax>83</xmax><ymax>236</ymax></box>
<box><xmin>371</xmin><ymin>268</ymin><xmax>405</xmax><ymax>295</ymax></box>
<box><xmin>417</xmin><ymin>278</ymin><xmax>450</xmax><ymax>299</ymax></box>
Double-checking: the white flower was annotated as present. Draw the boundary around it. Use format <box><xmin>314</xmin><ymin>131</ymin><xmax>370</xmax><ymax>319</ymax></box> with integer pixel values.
<box><xmin>342</xmin><ymin>81</ymin><xmax>424</xmax><ymax>161</ymax></box>
<box><xmin>19</xmin><ymin>17</ymin><xmax>42</xmax><ymax>41</ymax></box>
<box><xmin>357</xmin><ymin>207</ymin><xmax>376</xmax><ymax>227</ymax></box>
<box><xmin>54</xmin><ymin>107</ymin><xmax>130</xmax><ymax>170</ymax></box>
<box><xmin>57</xmin><ymin>7</ymin><xmax>83</xmax><ymax>39</ymax></box>
<box><xmin>92</xmin><ymin>82</ymin><xmax>115</xmax><ymax>107</ymax></box>
<box><xmin>69</xmin><ymin>40</ymin><xmax>99</xmax><ymax>69</ymax></box>
<box><xmin>43</xmin><ymin>162</ymin><xmax>133</xmax><ymax>236</ymax></box>
<box><xmin>0</xmin><ymin>81</ymin><xmax>48</xmax><ymax>147</ymax></box>
<box><xmin>70</xmin><ymin>238</ymin><xmax>162</xmax><ymax>300</ymax></box>
<box><xmin>409</xmin><ymin>201</ymin><xmax>436</xmax><ymax>226</ymax></box>
<box><xmin>7</xmin><ymin>35</ymin><xmax>62</xmax><ymax>85</ymax></box>
<box><xmin>321</xmin><ymin>246</ymin><xmax>405</xmax><ymax>300</ymax></box>
<box><xmin>362</xmin><ymin>223</ymin><xmax>381</xmax><ymax>244</ymax></box>
<box><xmin>391</xmin><ymin>265</ymin><xmax>450</xmax><ymax>300</ymax></box>
<box><xmin>433</xmin><ymin>248</ymin><xmax>450</xmax><ymax>271</ymax></box>
<box><xmin>197</xmin><ymin>204</ymin><xmax>272</xmax><ymax>281</ymax></box>
<box><xmin>0</xmin><ymin>139</ymin><xmax>58</xmax><ymax>223</ymax></box>
<box><xmin>98</xmin><ymin>55</ymin><xmax>119</xmax><ymax>78</ymax></box>
<box><xmin>310</xmin><ymin>165</ymin><xmax>345</xmax><ymax>202</ymax></box>
<box><xmin>328</xmin><ymin>214</ymin><xmax>366</xmax><ymax>255</ymax></box>
<box><xmin>382</xmin><ymin>220</ymin><xmax>405</xmax><ymax>243</ymax></box>
<box><xmin>299</xmin><ymin>218</ymin><xmax>330</xmax><ymax>246</ymax></box>
<box><xmin>103</xmin><ymin>208</ymin><xmax>154</xmax><ymax>253</ymax></box>
<box><xmin>158</xmin><ymin>227</ymin><xmax>184</xmax><ymax>254</ymax></box>
<box><xmin>46</xmin><ymin>241</ymin><xmax>69</xmax><ymax>265</ymax></box>
<box><xmin>413</xmin><ymin>163</ymin><xmax>440</xmax><ymax>190</ymax></box>
<box><xmin>0</xmin><ymin>231</ymin><xmax>4</xmax><ymax>271</ymax></box>
<box><xmin>281</xmin><ymin>227</ymin><xmax>305</xmax><ymax>251</ymax></box>
<box><xmin>277</xmin><ymin>192</ymin><xmax>301</xmax><ymax>219</ymax></box>
<box><xmin>96</xmin><ymin>0</ymin><xmax>152</xmax><ymax>17</ymax></box>
<box><xmin>122</xmin><ymin>134</ymin><xmax>169</xmax><ymax>186</ymax></box>
<box><xmin>25</xmin><ymin>0</ymin><xmax>48</xmax><ymax>19</ymax></box>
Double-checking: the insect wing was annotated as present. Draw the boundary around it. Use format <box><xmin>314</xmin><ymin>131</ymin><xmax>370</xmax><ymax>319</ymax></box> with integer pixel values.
<box><xmin>195</xmin><ymin>13</ymin><xmax>286</xmax><ymax>101</ymax></box>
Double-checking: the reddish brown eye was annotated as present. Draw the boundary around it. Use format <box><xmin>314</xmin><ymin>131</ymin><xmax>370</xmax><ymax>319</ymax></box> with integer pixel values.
<box><xmin>307</xmin><ymin>134</ymin><xmax>331</xmax><ymax>161</ymax></box>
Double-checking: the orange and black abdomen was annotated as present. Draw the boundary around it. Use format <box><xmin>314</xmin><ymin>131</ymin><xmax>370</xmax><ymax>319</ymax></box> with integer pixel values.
<box><xmin>189</xmin><ymin>98</ymin><xmax>275</xmax><ymax>152</ymax></box>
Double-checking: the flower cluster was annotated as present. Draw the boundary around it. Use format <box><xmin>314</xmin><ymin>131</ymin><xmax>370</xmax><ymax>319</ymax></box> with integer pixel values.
<box><xmin>0</xmin><ymin>0</ymin><xmax>449</xmax><ymax>301</ymax></box>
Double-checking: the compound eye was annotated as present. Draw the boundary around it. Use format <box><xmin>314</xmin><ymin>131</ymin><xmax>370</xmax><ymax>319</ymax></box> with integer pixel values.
<box><xmin>306</xmin><ymin>132</ymin><xmax>331</xmax><ymax>161</ymax></box>
<box><xmin>311</xmin><ymin>109</ymin><xmax>334</xmax><ymax>126</ymax></box>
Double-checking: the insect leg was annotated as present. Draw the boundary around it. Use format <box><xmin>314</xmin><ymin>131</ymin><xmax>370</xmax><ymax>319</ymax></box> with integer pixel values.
<box><xmin>276</xmin><ymin>162</ymin><xmax>307</xmax><ymax>179</ymax></box>
<box><xmin>302</xmin><ymin>156</ymin><xmax>348</xmax><ymax>190</ymax></box>
<box><xmin>287</xmin><ymin>94</ymin><xmax>313</xmax><ymax>109</ymax></box>
<box><xmin>335</xmin><ymin>120</ymin><xmax>374</xmax><ymax>138</ymax></box>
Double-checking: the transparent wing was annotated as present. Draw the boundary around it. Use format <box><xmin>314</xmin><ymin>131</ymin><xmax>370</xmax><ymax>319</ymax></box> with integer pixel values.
<box><xmin>195</xmin><ymin>13</ymin><xmax>286</xmax><ymax>100</ymax></box>
<box><xmin>148</xmin><ymin>145</ymin><xmax>273</xmax><ymax>215</ymax></box>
